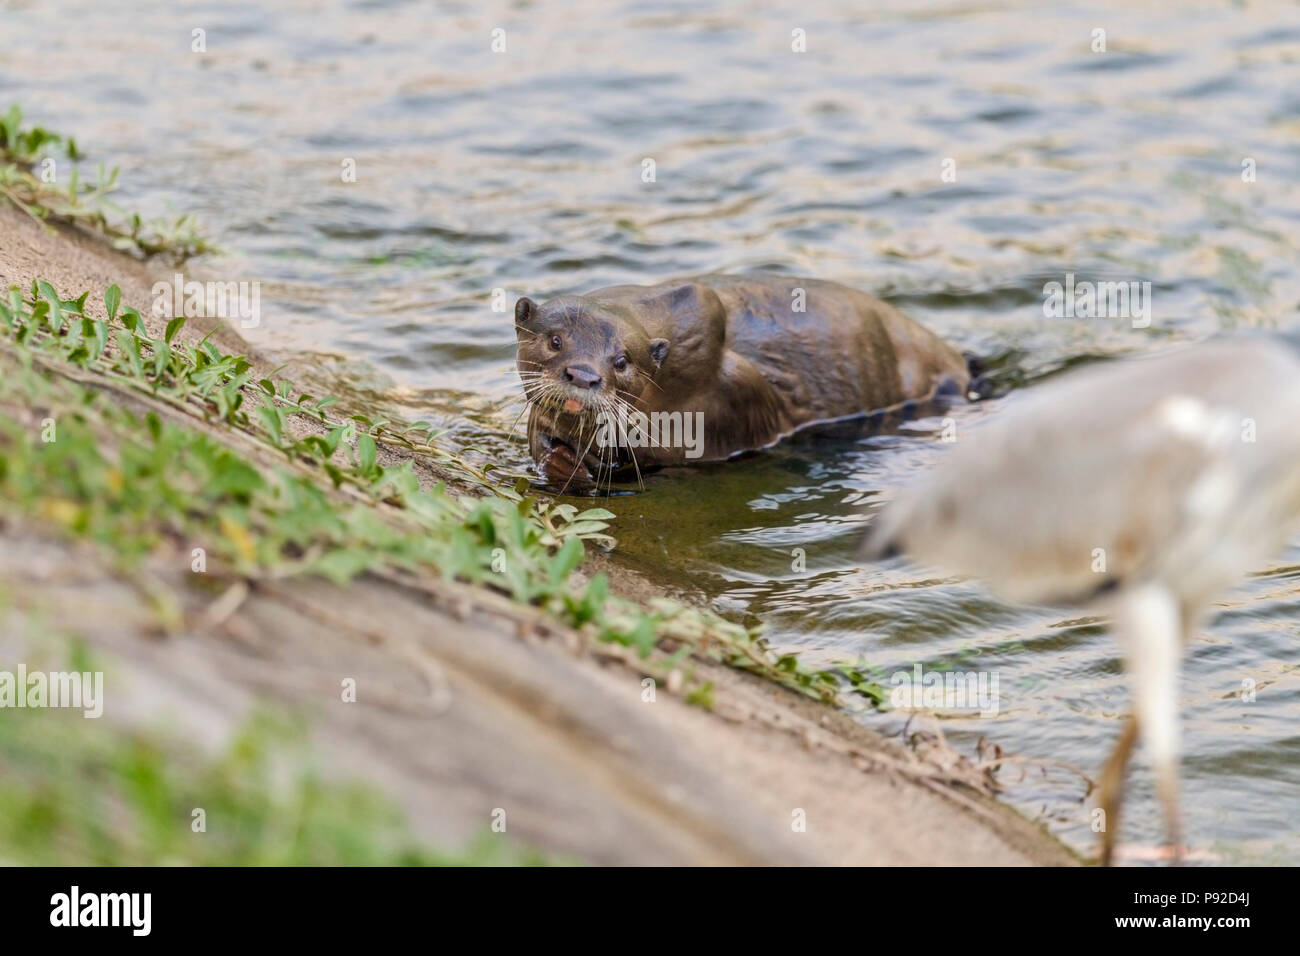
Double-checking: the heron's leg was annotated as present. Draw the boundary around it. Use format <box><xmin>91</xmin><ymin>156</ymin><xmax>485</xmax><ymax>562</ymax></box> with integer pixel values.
<box><xmin>1162</xmin><ymin>608</ymin><xmax>1204</xmax><ymax>865</ymax></box>
<box><xmin>1164</xmin><ymin>789</ymin><xmax>1184</xmax><ymax>866</ymax></box>
<box><xmin>1115</xmin><ymin>583</ymin><xmax>1183</xmax><ymax>866</ymax></box>
<box><xmin>1097</xmin><ymin>714</ymin><xmax>1139</xmax><ymax>866</ymax></box>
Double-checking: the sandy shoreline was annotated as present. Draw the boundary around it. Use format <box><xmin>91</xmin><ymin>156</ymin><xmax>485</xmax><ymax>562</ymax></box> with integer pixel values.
<box><xmin>0</xmin><ymin>203</ymin><xmax>1078</xmax><ymax>865</ymax></box>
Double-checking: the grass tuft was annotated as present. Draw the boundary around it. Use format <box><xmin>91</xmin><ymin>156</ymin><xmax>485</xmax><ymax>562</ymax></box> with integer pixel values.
<box><xmin>0</xmin><ymin>105</ymin><xmax>213</xmax><ymax>262</ymax></box>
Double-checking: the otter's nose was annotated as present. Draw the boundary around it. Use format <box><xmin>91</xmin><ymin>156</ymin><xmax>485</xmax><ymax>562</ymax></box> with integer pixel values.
<box><xmin>564</xmin><ymin>365</ymin><xmax>602</xmax><ymax>389</ymax></box>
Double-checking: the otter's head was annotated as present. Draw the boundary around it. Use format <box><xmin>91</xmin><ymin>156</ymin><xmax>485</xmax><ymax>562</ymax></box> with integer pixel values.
<box><xmin>514</xmin><ymin>294</ymin><xmax>669</xmax><ymax>418</ymax></box>
<box><xmin>515</xmin><ymin>293</ymin><xmax>671</xmax><ymax>485</ymax></box>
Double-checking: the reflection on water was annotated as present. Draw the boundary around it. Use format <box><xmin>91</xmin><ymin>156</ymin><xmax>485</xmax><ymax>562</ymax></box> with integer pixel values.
<box><xmin>5</xmin><ymin>0</ymin><xmax>1299</xmax><ymax>862</ymax></box>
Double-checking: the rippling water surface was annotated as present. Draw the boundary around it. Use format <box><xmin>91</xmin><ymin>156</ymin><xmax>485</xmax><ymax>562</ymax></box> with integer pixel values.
<box><xmin>5</xmin><ymin>0</ymin><xmax>1300</xmax><ymax>862</ymax></box>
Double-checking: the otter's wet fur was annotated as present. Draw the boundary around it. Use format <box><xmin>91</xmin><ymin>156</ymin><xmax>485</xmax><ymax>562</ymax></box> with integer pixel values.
<box><xmin>515</xmin><ymin>275</ymin><xmax>969</xmax><ymax>490</ymax></box>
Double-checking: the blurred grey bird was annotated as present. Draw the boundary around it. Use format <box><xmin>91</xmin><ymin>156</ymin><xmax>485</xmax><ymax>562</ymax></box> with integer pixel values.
<box><xmin>862</xmin><ymin>336</ymin><xmax>1300</xmax><ymax>865</ymax></box>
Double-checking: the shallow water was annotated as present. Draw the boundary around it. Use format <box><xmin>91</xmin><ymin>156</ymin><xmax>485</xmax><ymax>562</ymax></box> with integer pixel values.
<box><xmin>5</xmin><ymin>0</ymin><xmax>1300</xmax><ymax>862</ymax></box>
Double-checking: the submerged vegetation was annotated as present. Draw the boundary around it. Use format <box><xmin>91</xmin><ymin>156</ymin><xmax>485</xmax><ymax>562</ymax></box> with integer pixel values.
<box><xmin>0</xmin><ymin>105</ymin><xmax>212</xmax><ymax>262</ymax></box>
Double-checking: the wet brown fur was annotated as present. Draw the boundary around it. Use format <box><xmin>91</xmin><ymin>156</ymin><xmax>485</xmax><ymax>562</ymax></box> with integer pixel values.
<box><xmin>515</xmin><ymin>275</ymin><xmax>969</xmax><ymax>487</ymax></box>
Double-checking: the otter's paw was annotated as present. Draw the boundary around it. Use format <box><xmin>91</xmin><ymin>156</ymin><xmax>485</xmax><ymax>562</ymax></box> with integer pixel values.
<box><xmin>539</xmin><ymin>442</ymin><xmax>594</xmax><ymax>489</ymax></box>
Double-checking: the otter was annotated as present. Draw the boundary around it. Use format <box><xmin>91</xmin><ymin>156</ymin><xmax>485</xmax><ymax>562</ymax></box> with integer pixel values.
<box><xmin>515</xmin><ymin>274</ymin><xmax>970</xmax><ymax>488</ymax></box>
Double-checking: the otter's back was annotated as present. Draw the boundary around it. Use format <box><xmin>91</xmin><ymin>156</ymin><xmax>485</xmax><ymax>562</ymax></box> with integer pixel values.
<box><xmin>692</xmin><ymin>274</ymin><xmax>966</xmax><ymax>419</ymax></box>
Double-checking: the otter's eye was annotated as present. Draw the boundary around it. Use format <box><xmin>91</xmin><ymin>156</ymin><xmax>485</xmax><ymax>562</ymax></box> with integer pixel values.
<box><xmin>613</xmin><ymin>354</ymin><xmax>628</xmax><ymax>371</ymax></box>
<box><xmin>549</xmin><ymin>334</ymin><xmax>563</xmax><ymax>352</ymax></box>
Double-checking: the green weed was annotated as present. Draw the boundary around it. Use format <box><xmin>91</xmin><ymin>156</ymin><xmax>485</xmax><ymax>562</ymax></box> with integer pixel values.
<box><xmin>0</xmin><ymin>105</ymin><xmax>213</xmax><ymax>262</ymax></box>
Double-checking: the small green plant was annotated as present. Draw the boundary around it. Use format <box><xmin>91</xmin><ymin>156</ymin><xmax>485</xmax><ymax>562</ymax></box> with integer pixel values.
<box><xmin>0</xmin><ymin>105</ymin><xmax>81</xmax><ymax>162</ymax></box>
<box><xmin>0</xmin><ymin>105</ymin><xmax>213</xmax><ymax>262</ymax></box>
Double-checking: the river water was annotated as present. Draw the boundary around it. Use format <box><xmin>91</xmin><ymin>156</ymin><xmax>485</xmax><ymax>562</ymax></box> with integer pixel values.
<box><xmin>4</xmin><ymin>0</ymin><xmax>1299</xmax><ymax>862</ymax></box>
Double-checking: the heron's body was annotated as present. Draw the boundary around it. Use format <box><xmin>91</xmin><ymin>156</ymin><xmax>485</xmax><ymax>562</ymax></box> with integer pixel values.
<box><xmin>863</xmin><ymin>337</ymin><xmax>1300</xmax><ymax>863</ymax></box>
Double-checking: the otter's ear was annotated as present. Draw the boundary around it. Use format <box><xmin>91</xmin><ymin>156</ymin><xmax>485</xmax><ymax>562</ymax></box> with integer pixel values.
<box><xmin>515</xmin><ymin>297</ymin><xmax>537</xmax><ymax>327</ymax></box>
<box><xmin>649</xmin><ymin>338</ymin><xmax>670</xmax><ymax>369</ymax></box>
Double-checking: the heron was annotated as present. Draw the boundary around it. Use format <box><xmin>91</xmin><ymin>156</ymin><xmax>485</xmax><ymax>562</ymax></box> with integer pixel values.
<box><xmin>861</xmin><ymin>336</ymin><xmax>1300</xmax><ymax>864</ymax></box>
